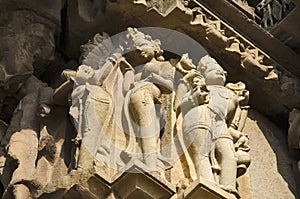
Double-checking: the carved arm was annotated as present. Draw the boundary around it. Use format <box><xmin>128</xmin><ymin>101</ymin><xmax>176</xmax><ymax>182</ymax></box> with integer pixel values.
<box><xmin>149</xmin><ymin>73</ymin><xmax>173</xmax><ymax>92</ymax></box>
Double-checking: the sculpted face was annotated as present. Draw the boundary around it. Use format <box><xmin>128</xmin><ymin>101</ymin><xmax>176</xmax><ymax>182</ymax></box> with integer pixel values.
<box><xmin>205</xmin><ymin>66</ymin><xmax>226</xmax><ymax>85</ymax></box>
<box><xmin>76</xmin><ymin>65</ymin><xmax>96</xmax><ymax>84</ymax></box>
<box><xmin>200</xmin><ymin>57</ymin><xmax>227</xmax><ymax>86</ymax></box>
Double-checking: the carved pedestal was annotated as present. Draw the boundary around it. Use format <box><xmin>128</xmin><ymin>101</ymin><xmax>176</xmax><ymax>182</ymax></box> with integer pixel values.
<box><xmin>64</xmin><ymin>184</ymin><xmax>100</xmax><ymax>199</ymax></box>
<box><xmin>184</xmin><ymin>178</ymin><xmax>236</xmax><ymax>199</ymax></box>
<box><xmin>61</xmin><ymin>161</ymin><xmax>176</xmax><ymax>199</ymax></box>
<box><xmin>62</xmin><ymin>171</ymin><xmax>111</xmax><ymax>199</ymax></box>
<box><xmin>112</xmin><ymin>161</ymin><xmax>175</xmax><ymax>199</ymax></box>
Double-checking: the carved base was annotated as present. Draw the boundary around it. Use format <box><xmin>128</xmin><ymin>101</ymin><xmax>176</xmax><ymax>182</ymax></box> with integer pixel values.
<box><xmin>184</xmin><ymin>178</ymin><xmax>237</xmax><ymax>199</ymax></box>
<box><xmin>63</xmin><ymin>184</ymin><xmax>99</xmax><ymax>199</ymax></box>
<box><xmin>52</xmin><ymin>159</ymin><xmax>175</xmax><ymax>199</ymax></box>
<box><xmin>64</xmin><ymin>174</ymin><xmax>111</xmax><ymax>199</ymax></box>
<box><xmin>112</xmin><ymin>160</ymin><xmax>175</xmax><ymax>199</ymax></box>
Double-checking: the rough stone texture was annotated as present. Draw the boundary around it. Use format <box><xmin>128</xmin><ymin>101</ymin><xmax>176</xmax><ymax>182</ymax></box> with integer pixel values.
<box><xmin>0</xmin><ymin>9</ymin><xmax>56</xmax><ymax>126</ymax></box>
<box><xmin>1</xmin><ymin>0</ymin><xmax>64</xmax><ymax>23</ymax></box>
<box><xmin>288</xmin><ymin>109</ymin><xmax>300</xmax><ymax>154</ymax></box>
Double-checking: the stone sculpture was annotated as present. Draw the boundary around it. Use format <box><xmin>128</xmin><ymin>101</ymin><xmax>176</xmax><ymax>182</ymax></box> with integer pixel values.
<box><xmin>174</xmin><ymin>55</ymin><xmax>212</xmax><ymax>181</ymax></box>
<box><xmin>175</xmin><ymin>55</ymin><xmax>250</xmax><ymax>197</ymax></box>
<box><xmin>54</xmin><ymin>28</ymin><xmax>176</xmax><ymax>173</ymax></box>
<box><xmin>198</xmin><ymin>55</ymin><xmax>250</xmax><ymax>195</ymax></box>
<box><xmin>1</xmin><ymin>76</ymin><xmax>53</xmax><ymax>198</ymax></box>
<box><xmin>0</xmin><ymin>0</ymin><xmax>298</xmax><ymax>196</ymax></box>
<box><xmin>51</xmin><ymin>28</ymin><xmax>251</xmax><ymax>198</ymax></box>
<box><xmin>121</xmin><ymin>28</ymin><xmax>174</xmax><ymax>171</ymax></box>
<box><xmin>54</xmin><ymin>43</ymin><xmax>128</xmax><ymax>170</ymax></box>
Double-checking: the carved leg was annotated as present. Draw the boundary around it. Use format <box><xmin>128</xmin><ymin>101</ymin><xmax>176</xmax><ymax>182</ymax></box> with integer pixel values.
<box><xmin>141</xmin><ymin>136</ymin><xmax>159</xmax><ymax>170</ymax></box>
<box><xmin>129</xmin><ymin>86</ymin><xmax>161</xmax><ymax>169</ymax></box>
<box><xmin>185</xmin><ymin>129</ymin><xmax>214</xmax><ymax>182</ymax></box>
<box><xmin>215</xmin><ymin>137</ymin><xmax>237</xmax><ymax>193</ymax></box>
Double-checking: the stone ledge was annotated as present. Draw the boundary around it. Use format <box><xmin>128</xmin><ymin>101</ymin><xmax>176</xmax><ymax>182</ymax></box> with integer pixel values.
<box><xmin>112</xmin><ymin>160</ymin><xmax>175</xmax><ymax>199</ymax></box>
<box><xmin>184</xmin><ymin>177</ymin><xmax>237</xmax><ymax>199</ymax></box>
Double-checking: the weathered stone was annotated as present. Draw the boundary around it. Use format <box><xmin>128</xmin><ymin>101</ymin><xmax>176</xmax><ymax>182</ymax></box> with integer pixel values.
<box><xmin>0</xmin><ymin>10</ymin><xmax>55</xmax><ymax>91</ymax></box>
<box><xmin>112</xmin><ymin>163</ymin><xmax>175</xmax><ymax>199</ymax></box>
<box><xmin>0</xmin><ymin>1</ymin><xmax>299</xmax><ymax>198</ymax></box>
<box><xmin>13</xmin><ymin>184</ymin><xmax>32</xmax><ymax>199</ymax></box>
<box><xmin>184</xmin><ymin>177</ymin><xmax>236</xmax><ymax>199</ymax></box>
<box><xmin>1</xmin><ymin>0</ymin><xmax>64</xmax><ymax>23</ymax></box>
<box><xmin>0</xmin><ymin>9</ymin><xmax>56</xmax><ymax>131</ymax></box>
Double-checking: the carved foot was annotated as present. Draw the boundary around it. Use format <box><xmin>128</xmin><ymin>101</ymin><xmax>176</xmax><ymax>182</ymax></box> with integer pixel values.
<box><xmin>264</xmin><ymin>69</ymin><xmax>278</xmax><ymax>80</ymax></box>
<box><xmin>218</xmin><ymin>185</ymin><xmax>240</xmax><ymax>198</ymax></box>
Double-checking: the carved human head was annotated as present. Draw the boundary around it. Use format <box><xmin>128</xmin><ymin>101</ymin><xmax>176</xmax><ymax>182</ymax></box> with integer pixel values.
<box><xmin>197</xmin><ymin>55</ymin><xmax>227</xmax><ymax>86</ymax></box>
<box><xmin>76</xmin><ymin>65</ymin><xmax>97</xmax><ymax>85</ymax></box>
<box><xmin>127</xmin><ymin>27</ymin><xmax>164</xmax><ymax>61</ymax></box>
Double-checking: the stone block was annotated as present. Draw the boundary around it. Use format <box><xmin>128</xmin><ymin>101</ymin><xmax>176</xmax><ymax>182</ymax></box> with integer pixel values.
<box><xmin>184</xmin><ymin>178</ymin><xmax>236</xmax><ymax>199</ymax></box>
<box><xmin>62</xmin><ymin>174</ymin><xmax>111</xmax><ymax>199</ymax></box>
<box><xmin>112</xmin><ymin>162</ymin><xmax>175</xmax><ymax>199</ymax></box>
<box><xmin>63</xmin><ymin>184</ymin><xmax>99</xmax><ymax>199</ymax></box>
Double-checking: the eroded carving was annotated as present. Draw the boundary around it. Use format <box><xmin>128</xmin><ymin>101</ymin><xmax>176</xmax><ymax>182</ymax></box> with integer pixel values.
<box><xmin>256</xmin><ymin>0</ymin><xmax>295</xmax><ymax>30</ymax></box>
<box><xmin>1</xmin><ymin>76</ymin><xmax>53</xmax><ymax>198</ymax></box>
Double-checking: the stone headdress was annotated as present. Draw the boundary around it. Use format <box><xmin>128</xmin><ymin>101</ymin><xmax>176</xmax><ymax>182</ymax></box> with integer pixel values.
<box><xmin>197</xmin><ymin>55</ymin><xmax>224</xmax><ymax>77</ymax></box>
<box><xmin>126</xmin><ymin>27</ymin><xmax>164</xmax><ymax>57</ymax></box>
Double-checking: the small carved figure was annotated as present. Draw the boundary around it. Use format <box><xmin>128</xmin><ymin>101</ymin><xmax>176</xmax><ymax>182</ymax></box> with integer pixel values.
<box><xmin>205</xmin><ymin>20</ymin><xmax>228</xmax><ymax>48</ymax></box>
<box><xmin>199</xmin><ymin>55</ymin><xmax>250</xmax><ymax>195</ymax></box>
<box><xmin>241</xmin><ymin>47</ymin><xmax>278</xmax><ymax>80</ymax></box>
<box><xmin>122</xmin><ymin>28</ymin><xmax>174</xmax><ymax>171</ymax></box>
<box><xmin>69</xmin><ymin>51</ymin><xmax>127</xmax><ymax>170</ymax></box>
<box><xmin>178</xmin><ymin>55</ymin><xmax>250</xmax><ymax>196</ymax></box>
<box><xmin>175</xmin><ymin>55</ymin><xmax>213</xmax><ymax>182</ymax></box>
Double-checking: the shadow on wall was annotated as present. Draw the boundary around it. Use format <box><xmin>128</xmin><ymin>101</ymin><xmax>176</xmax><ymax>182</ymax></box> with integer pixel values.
<box><xmin>246</xmin><ymin>109</ymin><xmax>299</xmax><ymax>199</ymax></box>
<box><xmin>0</xmin><ymin>181</ymin><xmax>3</xmax><ymax>198</ymax></box>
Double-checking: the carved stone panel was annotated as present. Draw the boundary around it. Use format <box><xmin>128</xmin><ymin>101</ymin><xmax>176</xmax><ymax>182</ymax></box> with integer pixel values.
<box><xmin>0</xmin><ymin>1</ymin><xmax>299</xmax><ymax>198</ymax></box>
